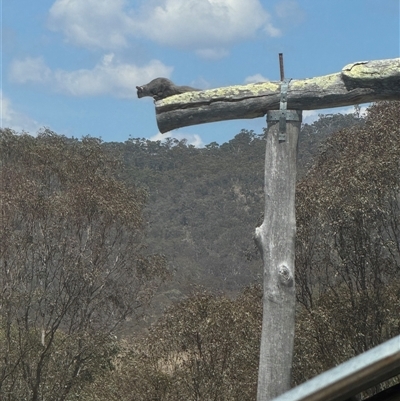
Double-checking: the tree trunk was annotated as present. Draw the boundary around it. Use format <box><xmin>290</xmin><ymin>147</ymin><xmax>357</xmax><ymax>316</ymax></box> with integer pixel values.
<box><xmin>154</xmin><ymin>58</ymin><xmax>399</xmax><ymax>132</ymax></box>
<box><xmin>254</xmin><ymin>111</ymin><xmax>301</xmax><ymax>401</ymax></box>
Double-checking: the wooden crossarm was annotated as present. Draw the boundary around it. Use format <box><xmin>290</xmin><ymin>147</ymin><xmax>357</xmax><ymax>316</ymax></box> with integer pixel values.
<box><xmin>153</xmin><ymin>58</ymin><xmax>400</xmax><ymax>133</ymax></box>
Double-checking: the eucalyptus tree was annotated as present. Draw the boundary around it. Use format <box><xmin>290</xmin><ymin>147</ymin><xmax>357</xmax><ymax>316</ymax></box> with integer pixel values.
<box><xmin>0</xmin><ymin>129</ymin><xmax>168</xmax><ymax>401</ymax></box>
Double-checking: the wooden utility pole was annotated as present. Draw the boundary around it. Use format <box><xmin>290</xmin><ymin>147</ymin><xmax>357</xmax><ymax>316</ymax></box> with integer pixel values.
<box><xmin>255</xmin><ymin>112</ymin><xmax>300</xmax><ymax>400</ymax></box>
<box><xmin>253</xmin><ymin>54</ymin><xmax>301</xmax><ymax>400</ymax></box>
<box><xmin>137</xmin><ymin>57</ymin><xmax>400</xmax><ymax>401</ymax></box>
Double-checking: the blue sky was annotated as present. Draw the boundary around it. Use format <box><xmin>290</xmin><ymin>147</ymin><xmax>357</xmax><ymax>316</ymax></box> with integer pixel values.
<box><xmin>2</xmin><ymin>0</ymin><xmax>399</xmax><ymax>146</ymax></box>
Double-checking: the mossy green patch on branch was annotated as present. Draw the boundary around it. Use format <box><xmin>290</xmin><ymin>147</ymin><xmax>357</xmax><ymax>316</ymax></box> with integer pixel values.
<box><xmin>342</xmin><ymin>58</ymin><xmax>400</xmax><ymax>79</ymax></box>
<box><xmin>158</xmin><ymin>81</ymin><xmax>280</xmax><ymax>105</ymax></box>
<box><xmin>291</xmin><ymin>73</ymin><xmax>341</xmax><ymax>90</ymax></box>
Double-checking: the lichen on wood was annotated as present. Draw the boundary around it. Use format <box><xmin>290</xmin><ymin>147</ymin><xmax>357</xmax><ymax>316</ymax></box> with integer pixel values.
<box><xmin>152</xmin><ymin>58</ymin><xmax>400</xmax><ymax>133</ymax></box>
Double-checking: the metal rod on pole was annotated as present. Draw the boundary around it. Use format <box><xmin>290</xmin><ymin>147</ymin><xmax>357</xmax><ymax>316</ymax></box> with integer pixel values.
<box><xmin>279</xmin><ymin>53</ymin><xmax>285</xmax><ymax>81</ymax></box>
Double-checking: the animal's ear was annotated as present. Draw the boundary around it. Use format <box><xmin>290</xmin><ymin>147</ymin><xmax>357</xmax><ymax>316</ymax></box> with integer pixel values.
<box><xmin>136</xmin><ymin>86</ymin><xmax>144</xmax><ymax>98</ymax></box>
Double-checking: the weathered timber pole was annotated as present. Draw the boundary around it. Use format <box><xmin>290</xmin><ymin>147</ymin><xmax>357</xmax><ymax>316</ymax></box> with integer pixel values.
<box><xmin>255</xmin><ymin>110</ymin><xmax>301</xmax><ymax>401</ymax></box>
<box><xmin>155</xmin><ymin>58</ymin><xmax>400</xmax><ymax>133</ymax></box>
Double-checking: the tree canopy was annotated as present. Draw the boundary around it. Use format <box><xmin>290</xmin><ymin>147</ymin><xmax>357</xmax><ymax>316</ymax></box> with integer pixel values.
<box><xmin>0</xmin><ymin>129</ymin><xmax>168</xmax><ymax>400</ymax></box>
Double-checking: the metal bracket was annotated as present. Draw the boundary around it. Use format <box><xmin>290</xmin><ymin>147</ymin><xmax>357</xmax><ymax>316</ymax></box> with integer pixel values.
<box><xmin>267</xmin><ymin>78</ymin><xmax>292</xmax><ymax>142</ymax></box>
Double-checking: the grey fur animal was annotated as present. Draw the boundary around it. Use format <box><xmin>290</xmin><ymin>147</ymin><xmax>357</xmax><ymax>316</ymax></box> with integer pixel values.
<box><xmin>136</xmin><ymin>78</ymin><xmax>200</xmax><ymax>101</ymax></box>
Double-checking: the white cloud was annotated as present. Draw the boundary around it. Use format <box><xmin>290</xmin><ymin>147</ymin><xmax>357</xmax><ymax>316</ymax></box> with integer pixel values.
<box><xmin>9</xmin><ymin>54</ymin><xmax>173</xmax><ymax>99</ymax></box>
<box><xmin>195</xmin><ymin>48</ymin><xmax>230</xmax><ymax>60</ymax></box>
<box><xmin>150</xmin><ymin>132</ymin><xmax>204</xmax><ymax>148</ymax></box>
<box><xmin>48</xmin><ymin>0</ymin><xmax>133</xmax><ymax>50</ymax></box>
<box><xmin>9</xmin><ymin>57</ymin><xmax>52</xmax><ymax>84</ymax></box>
<box><xmin>244</xmin><ymin>74</ymin><xmax>269</xmax><ymax>84</ymax></box>
<box><xmin>263</xmin><ymin>21</ymin><xmax>282</xmax><ymax>37</ymax></box>
<box><xmin>47</xmin><ymin>0</ymin><xmax>281</xmax><ymax>56</ymax></box>
<box><xmin>275</xmin><ymin>0</ymin><xmax>305</xmax><ymax>26</ymax></box>
<box><xmin>1</xmin><ymin>91</ymin><xmax>41</xmax><ymax>134</ymax></box>
<box><xmin>134</xmin><ymin>0</ymin><xmax>280</xmax><ymax>48</ymax></box>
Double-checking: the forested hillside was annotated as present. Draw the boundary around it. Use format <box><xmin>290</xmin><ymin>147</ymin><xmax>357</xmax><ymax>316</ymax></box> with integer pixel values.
<box><xmin>1</xmin><ymin>102</ymin><xmax>399</xmax><ymax>400</ymax></box>
<box><xmin>107</xmin><ymin>110</ymin><xmax>365</xmax><ymax>311</ymax></box>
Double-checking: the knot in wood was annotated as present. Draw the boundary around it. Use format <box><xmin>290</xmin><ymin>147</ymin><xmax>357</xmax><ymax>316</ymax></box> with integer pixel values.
<box><xmin>278</xmin><ymin>264</ymin><xmax>293</xmax><ymax>287</ymax></box>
